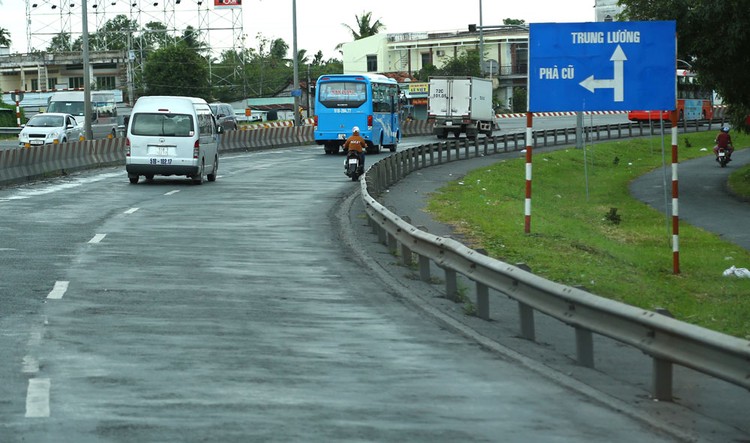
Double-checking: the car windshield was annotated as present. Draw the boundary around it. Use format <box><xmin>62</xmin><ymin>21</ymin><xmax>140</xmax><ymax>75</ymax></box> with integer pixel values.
<box><xmin>28</xmin><ymin>115</ymin><xmax>64</xmax><ymax>127</ymax></box>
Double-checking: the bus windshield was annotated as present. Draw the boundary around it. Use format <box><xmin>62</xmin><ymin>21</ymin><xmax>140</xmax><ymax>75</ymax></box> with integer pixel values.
<box><xmin>318</xmin><ymin>81</ymin><xmax>367</xmax><ymax>108</ymax></box>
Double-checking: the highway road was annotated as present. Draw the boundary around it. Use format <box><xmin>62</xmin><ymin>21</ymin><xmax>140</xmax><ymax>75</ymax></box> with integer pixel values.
<box><xmin>0</xmin><ymin>113</ymin><xmax>632</xmax><ymax>151</ymax></box>
<box><xmin>0</xmin><ymin>133</ymin><xmax>686</xmax><ymax>442</ymax></box>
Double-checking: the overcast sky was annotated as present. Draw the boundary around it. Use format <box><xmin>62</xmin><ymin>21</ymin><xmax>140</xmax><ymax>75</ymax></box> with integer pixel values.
<box><xmin>3</xmin><ymin>0</ymin><xmax>596</xmax><ymax>59</ymax></box>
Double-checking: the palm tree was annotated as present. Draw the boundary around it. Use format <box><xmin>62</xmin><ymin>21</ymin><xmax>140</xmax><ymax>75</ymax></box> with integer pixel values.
<box><xmin>0</xmin><ymin>27</ymin><xmax>11</xmax><ymax>47</ymax></box>
<box><xmin>342</xmin><ymin>11</ymin><xmax>385</xmax><ymax>40</ymax></box>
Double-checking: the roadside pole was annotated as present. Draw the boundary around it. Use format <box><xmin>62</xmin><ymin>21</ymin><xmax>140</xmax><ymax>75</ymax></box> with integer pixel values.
<box><xmin>524</xmin><ymin>112</ymin><xmax>533</xmax><ymax>234</ymax></box>
<box><xmin>670</xmin><ymin>110</ymin><xmax>680</xmax><ymax>274</ymax></box>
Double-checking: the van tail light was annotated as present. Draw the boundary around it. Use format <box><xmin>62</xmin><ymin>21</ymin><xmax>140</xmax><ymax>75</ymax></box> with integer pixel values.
<box><xmin>193</xmin><ymin>139</ymin><xmax>200</xmax><ymax>159</ymax></box>
<box><xmin>313</xmin><ymin>115</ymin><xmax>318</xmax><ymax>128</ymax></box>
<box><xmin>367</xmin><ymin>114</ymin><xmax>373</xmax><ymax>129</ymax></box>
<box><xmin>125</xmin><ymin>137</ymin><xmax>130</xmax><ymax>156</ymax></box>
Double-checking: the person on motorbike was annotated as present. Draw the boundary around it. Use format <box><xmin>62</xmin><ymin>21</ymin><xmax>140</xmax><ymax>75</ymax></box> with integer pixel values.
<box><xmin>714</xmin><ymin>126</ymin><xmax>734</xmax><ymax>162</ymax></box>
<box><xmin>343</xmin><ymin>126</ymin><xmax>366</xmax><ymax>173</ymax></box>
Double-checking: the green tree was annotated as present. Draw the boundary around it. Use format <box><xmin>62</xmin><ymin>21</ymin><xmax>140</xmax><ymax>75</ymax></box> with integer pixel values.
<box><xmin>88</xmin><ymin>15</ymin><xmax>137</xmax><ymax>51</ymax></box>
<box><xmin>47</xmin><ymin>32</ymin><xmax>73</xmax><ymax>52</ymax></box>
<box><xmin>437</xmin><ymin>49</ymin><xmax>482</xmax><ymax>77</ymax></box>
<box><xmin>180</xmin><ymin>26</ymin><xmax>209</xmax><ymax>55</ymax></box>
<box><xmin>143</xmin><ymin>43</ymin><xmax>210</xmax><ymax>99</ymax></box>
<box><xmin>619</xmin><ymin>0</ymin><xmax>750</xmax><ymax>131</ymax></box>
<box><xmin>342</xmin><ymin>11</ymin><xmax>385</xmax><ymax>40</ymax></box>
<box><xmin>0</xmin><ymin>27</ymin><xmax>11</xmax><ymax>47</ymax></box>
<box><xmin>142</xmin><ymin>21</ymin><xmax>173</xmax><ymax>50</ymax></box>
<box><xmin>503</xmin><ymin>18</ymin><xmax>526</xmax><ymax>26</ymax></box>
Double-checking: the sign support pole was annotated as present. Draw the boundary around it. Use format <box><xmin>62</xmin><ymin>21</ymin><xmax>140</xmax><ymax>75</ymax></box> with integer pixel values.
<box><xmin>670</xmin><ymin>110</ymin><xmax>680</xmax><ymax>274</ymax></box>
<box><xmin>524</xmin><ymin>112</ymin><xmax>533</xmax><ymax>234</ymax></box>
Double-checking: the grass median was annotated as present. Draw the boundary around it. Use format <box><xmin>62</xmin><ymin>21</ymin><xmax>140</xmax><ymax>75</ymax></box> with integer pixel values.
<box><xmin>426</xmin><ymin>130</ymin><xmax>750</xmax><ymax>339</ymax></box>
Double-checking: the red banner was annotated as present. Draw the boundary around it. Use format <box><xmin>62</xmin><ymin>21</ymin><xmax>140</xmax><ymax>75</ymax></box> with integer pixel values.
<box><xmin>214</xmin><ymin>0</ymin><xmax>241</xmax><ymax>8</ymax></box>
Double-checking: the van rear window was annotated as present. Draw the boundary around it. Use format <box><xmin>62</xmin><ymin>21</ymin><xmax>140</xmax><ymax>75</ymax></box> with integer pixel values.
<box><xmin>131</xmin><ymin>113</ymin><xmax>194</xmax><ymax>137</ymax></box>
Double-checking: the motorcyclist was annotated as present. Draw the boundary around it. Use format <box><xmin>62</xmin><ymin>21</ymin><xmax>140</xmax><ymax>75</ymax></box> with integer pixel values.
<box><xmin>343</xmin><ymin>126</ymin><xmax>366</xmax><ymax>173</ymax></box>
<box><xmin>714</xmin><ymin>126</ymin><xmax>734</xmax><ymax>162</ymax></box>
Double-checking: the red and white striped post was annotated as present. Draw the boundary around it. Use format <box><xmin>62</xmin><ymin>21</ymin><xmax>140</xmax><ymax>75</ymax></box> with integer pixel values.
<box><xmin>670</xmin><ymin>110</ymin><xmax>680</xmax><ymax>274</ymax></box>
<box><xmin>15</xmin><ymin>98</ymin><xmax>21</xmax><ymax>127</ymax></box>
<box><xmin>525</xmin><ymin>112</ymin><xmax>534</xmax><ymax>234</ymax></box>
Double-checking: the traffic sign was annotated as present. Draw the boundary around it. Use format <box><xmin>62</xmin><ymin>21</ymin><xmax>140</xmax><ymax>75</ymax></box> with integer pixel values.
<box><xmin>529</xmin><ymin>21</ymin><xmax>676</xmax><ymax>112</ymax></box>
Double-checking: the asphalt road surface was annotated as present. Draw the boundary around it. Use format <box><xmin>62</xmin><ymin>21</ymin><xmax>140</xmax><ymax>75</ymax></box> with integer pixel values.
<box><xmin>0</xmin><ymin>133</ymin><xmax>741</xmax><ymax>442</ymax></box>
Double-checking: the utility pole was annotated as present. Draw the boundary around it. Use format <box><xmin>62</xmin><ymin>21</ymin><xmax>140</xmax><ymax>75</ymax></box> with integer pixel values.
<box><xmin>82</xmin><ymin>0</ymin><xmax>93</xmax><ymax>140</ymax></box>
<box><xmin>292</xmin><ymin>0</ymin><xmax>300</xmax><ymax>126</ymax></box>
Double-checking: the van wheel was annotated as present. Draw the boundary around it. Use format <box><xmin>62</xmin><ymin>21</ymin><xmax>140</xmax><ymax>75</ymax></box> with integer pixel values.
<box><xmin>193</xmin><ymin>160</ymin><xmax>205</xmax><ymax>185</ymax></box>
<box><xmin>207</xmin><ymin>155</ymin><xmax>218</xmax><ymax>182</ymax></box>
<box><xmin>128</xmin><ymin>174</ymin><xmax>139</xmax><ymax>184</ymax></box>
<box><xmin>145</xmin><ymin>174</ymin><xmax>154</xmax><ymax>181</ymax></box>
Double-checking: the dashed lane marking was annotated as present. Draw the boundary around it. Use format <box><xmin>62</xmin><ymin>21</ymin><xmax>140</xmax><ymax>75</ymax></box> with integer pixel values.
<box><xmin>88</xmin><ymin>234</ymin><xmax>106</xmax><ymax>244</ymax></box>
<box><xmin>46</xmin><ymin>281</ymin><xmax>69</xmax><ymax>300</ymax></box>
<box><xmin>25</xmin><ymin>378</ymin><xmax>50</xmax><ymax>418</ymax></box>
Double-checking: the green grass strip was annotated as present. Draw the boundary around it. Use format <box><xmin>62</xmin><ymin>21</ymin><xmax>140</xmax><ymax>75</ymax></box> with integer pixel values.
<box><xmin>427</xmin><ymin>130</ymin><xmax>750</xmax><ymax>339</ymax></box>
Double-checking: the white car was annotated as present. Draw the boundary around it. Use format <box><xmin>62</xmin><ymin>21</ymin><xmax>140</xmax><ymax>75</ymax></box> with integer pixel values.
<box><xmin>18</xmin><ymin>113</ymin><xmax>81</xmax><ymax>148</ymax></box>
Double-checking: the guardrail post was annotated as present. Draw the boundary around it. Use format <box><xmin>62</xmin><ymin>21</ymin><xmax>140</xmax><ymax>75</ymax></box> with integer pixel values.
<box><xmin>376</xmin><ymin>218</ymin><xmax>387</xmax><ymax>244</ymax></box>
<box><xmin>401</xmin><ymin>243</ymin><xmax>413</xmax><ymax>267</ymax></box>
<box><xmin>387</xmin><ymin>232</ymin><xmax>397</xmax><ymax>252</ymax></box>
<box><xmin>396</xmin><ymin>152</ymin><xmax>405</xmax><ymax>181</ymax></box>
<box><xmin>445</xmin><ymin>268</ymin><xmax>458</xmax><ymax>302</ymax></box>
<box><xmin>418</xmin><ymin>255</ymin><xmax>431</xmax><ymax>281</ymax></box>
<box><xmin>652</xmin><ymin>357</ymin><xmax>673</xmax><ymax>401</ymax></box>
<box><xmin>483</xmin><ymin>137</ymin><xmax>488</xmax><ymax>156</ymax></box>
<box><xmin>575</xmin><ymin>327</ymin><xmax>595</xmax><ymax>368</ymax></box>
<box><xmin>518</xmin><ymin>302</ymin><xmax>535</xmax><ymax>341</ymax></box>
<box><xmin>429</xmin><ymin>143</ymin><xmax>435</xmax><ymax>166</ymax></box>
<box><xmin>476</xmin><ymin>282</ymin><xmax>490</xmax><ymax>320</ymax></box>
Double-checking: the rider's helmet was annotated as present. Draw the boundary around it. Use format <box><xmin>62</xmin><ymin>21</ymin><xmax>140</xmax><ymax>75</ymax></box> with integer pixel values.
<box><xmin>722</xmin><ymin>126</ymin><xmax>730</xmax><ymax>133</ymax></box>
<box><xmin>352</xmin><ymin>126</ymin><xmax>360</xmax><ymax>134</ymax></box>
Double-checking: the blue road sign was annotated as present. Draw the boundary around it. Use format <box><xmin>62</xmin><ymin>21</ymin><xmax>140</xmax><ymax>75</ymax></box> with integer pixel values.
<box><xmin>529</xmin><ymin>21</ymin><xmax>676</xmax><ymax>112</ymax></box>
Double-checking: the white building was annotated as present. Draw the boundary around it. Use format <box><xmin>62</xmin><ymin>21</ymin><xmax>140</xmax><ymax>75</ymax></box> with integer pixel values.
<box><xmin>342</xmin><ymin>27</ymin><xmax>530</xmax><ymax>111</ymax></box>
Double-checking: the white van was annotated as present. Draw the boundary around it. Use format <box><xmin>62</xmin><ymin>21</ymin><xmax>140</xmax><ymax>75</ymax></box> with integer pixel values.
<box><xmin>125</xmin><ymin>96</ymin><xmax>221</xmax><ymax>185</ymax></box>
<box><xmin>47</xmin><ymin>90</ymin><xmax>118</xmax><ymax>140</ymax></box>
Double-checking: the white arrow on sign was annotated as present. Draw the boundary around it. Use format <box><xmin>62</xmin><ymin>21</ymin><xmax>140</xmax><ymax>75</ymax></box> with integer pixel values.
<box><xmin>579</xmin><ymin>45</ymin><xmax>627</xmax><ymax>102</ymax></box>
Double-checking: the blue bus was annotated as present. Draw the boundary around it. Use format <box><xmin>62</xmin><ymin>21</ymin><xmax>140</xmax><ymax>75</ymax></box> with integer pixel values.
<box><xmin>314</xmin><ymin>73</ymin><xmax>401</xmax><ymax>155</ymax></box>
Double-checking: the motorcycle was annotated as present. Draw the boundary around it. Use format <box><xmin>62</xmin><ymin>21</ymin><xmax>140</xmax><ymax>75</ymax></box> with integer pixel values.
<box><xmin>345</xmin><ymin>150</ymin><xmax>363</xmax><ymax>181</ymax></box>
<box><xmin>716</xmin><ymin>147</ymin><xmax>730</xmax><ymax>168</ymax></box>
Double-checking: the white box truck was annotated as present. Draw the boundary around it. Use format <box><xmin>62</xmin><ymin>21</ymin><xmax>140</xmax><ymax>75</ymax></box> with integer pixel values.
<box><xmin>428</xmin><ymin>76</ymin><xmax>497</xmax><ymax>139</ymax></box>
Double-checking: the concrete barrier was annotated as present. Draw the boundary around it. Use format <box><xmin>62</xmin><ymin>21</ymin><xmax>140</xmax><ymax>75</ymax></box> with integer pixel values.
<box><xmin>0</xmin><ymin>121</ymin><xmax>433</xmax><ymax>186</ymax></box>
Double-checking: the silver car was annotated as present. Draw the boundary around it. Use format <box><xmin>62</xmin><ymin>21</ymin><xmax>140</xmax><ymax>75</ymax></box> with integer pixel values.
<box><xmin>18</xmin><ymin>113</ymin><xmax>81</xmax><ymax>148</ymax></box>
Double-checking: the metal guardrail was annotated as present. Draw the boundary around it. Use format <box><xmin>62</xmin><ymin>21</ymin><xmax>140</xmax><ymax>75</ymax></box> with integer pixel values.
<box><xmin>359</xmin><ymin>119</ymin><xmax>750</xmax><ymax>401</ymax></box>
<box><xmin>0</xmin><ymin>127</ymin><xmax>21</xmax><ymax>135</ymax></box>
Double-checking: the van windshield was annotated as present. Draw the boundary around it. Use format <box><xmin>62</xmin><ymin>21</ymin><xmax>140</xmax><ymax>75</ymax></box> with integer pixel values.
<box><xmin>131</xmin><ymin>113</ymin><xmax>194</xmax><ymax>137</ymax></box>
<box><xmin>48</xmin><ymin>101</ymin><xmax>85</xmax><ymax>116</ymax></box>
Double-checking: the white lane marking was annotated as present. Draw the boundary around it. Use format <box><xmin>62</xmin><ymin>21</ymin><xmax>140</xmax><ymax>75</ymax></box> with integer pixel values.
<box><xmin>47</xmin><ymin>281</ymin><xmax>69</xmax><ymax>299</ymax></box>
<box><xmin>124</xmin><ymin>207</ymin><xmax>139</xmax><ymax>214</ymax></box>
<box><xmin>89</xmin><ymin>234</ymin><xmax>106</xmax><ymax>244</ymax></box>
<box><xmin>25</xmin><ymin>378</ymin><xmax>50</xmax><ymax>418</ymax></box>
<box><xmin>22</xmin><ymin>356</ymin><xmax>40</xmax><ymax>374</ymax></box>
<box><xmin>3</xmin><ymin>172</ymin><xmax>122</xmax><ymax>201</ymax></box>
<box><xmin>165</xmin><ymin>190</ymin><xmax>180</xmax><ymax>196</ymax></box>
